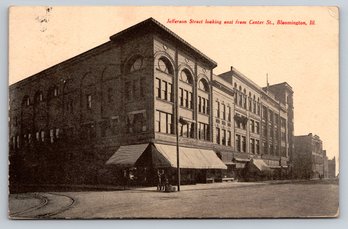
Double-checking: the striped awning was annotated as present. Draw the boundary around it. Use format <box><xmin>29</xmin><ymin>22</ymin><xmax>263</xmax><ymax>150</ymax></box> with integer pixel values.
<box><xmin>154</xmin><ymin>144</ymin><xmax>227</xmax><ymax>169</ymax></box>
<box><xmin>106</xmin><ymin>144</ymin><xmax>149</xmax><ymax>166</ymax></box>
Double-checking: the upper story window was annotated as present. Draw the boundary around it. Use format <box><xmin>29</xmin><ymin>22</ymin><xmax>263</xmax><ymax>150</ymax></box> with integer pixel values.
<box><xmin>198</xmin><ymin>79</ymin><xmax>209</xmax><ymax>92</ymax></box>
<box><xmin>22</xmin><ymin>96</ymin><xmax>30</xmax><ymax>107</ymax></box>
<box><xmin>158</xmin><ymin>57</ymin><xmax>174</xmax><ymax>75</ymax></box>
<box><xmin>34</xmin><ymin>91</ymin><xmax>43</xmax><ymax>104</ymax></box>
<box><xmin>48</xmin><ymin>86</ymin><xmax>59</xmax><ymax>99</ymax></box>
<box><xmin>180</xmin><ymin>69</ymin><xmax>193</xmax><ymax>84</ymax></box>
<box><xmin>126</xmin><ymin>55</ymin><xmax>144</xmax><ymax>74</ymax></box>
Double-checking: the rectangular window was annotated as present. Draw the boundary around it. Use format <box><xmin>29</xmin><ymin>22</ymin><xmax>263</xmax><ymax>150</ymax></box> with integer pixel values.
<box><xmin>262</xmin><ymin>123</ymin><xmax>267</xmax><ymax>136</ymax></box>
<box><xmin>206</xmin><ymin>99</ymin><xmax>210</xmax><ymax>114</ymax></box>
<box><xmin>125</xmin><ymin>81</ymin><xmax>131</xmax><ymax>100</ymax></box>
<box><xmin>155</xmin><ymin>111</ymin><xmax>160</xmax><ymax>132</ymax></box>
<box><xmin>167</xmin><ymin>113</ymin><xmax>173</xmax><ymax>134</ymax></box>
<box><xmin>198</xmin><ymin>96</ymin><xmax>202</xmax><ymax>113</ymax></box>
<box><xmin>160</xmin><ymin>111</ymin><xmax>167</xmax><ymax>134</ymax></box>
<box><xmin>255</xmin><ymin>121</ymin><xmax>260</xmax><ymax>134</ymax></box>
<box><xmin>242</xmin><ymin>136</ymin><xmax>246</xmax><ymax>152</ymax></box>
<box><xmin>140</xmin><ymin>77</ymin><xmax>146</xmax><ymax>97</ymax></box>
<box><xmin>263</xmin><ymin>106</ymin><xmax>267</xmax><ymax>120</ymax></box>
<box><xmin>87</xmin><ymin>95</ymin><xmax>92</xmax><ymax>109</ymax></box>
<box><xmin>181</xmin><ymin>123</ymin><xmax>189</xmax><ymax>137</ymax></box>
<box><xmin>263</xmin><ymin>141</ymin><xmax>268</xmax><ymax>154</ymax></box>
<box><xmin>187</xmin><ymin>91</ymin><xmax>192</xmax><ymax>109</ymax></box>
<box><xmin>199</xmin><ymin>122</ymin><xmax>209</xmax><ymax>141</ymax></box>
<box><xmin>179</xmin><ymin>88</ymin><xmax>184</xmax><ymax>106</ymax></box>
<box><xmin>216</xmin><ymin>128</ymin><xmax>220</xmax><ymax>144</ymax></box>
<box><xmin>36</xmin><ymin>132</ymin><xmax>40</xmax><ymax>141</ymax></box>
<box><xmin>257</xmin><ymin>104</ymin><xmax>261</xmax><ymax>115</ymax></box>
<box><xmin>190</xmin><ymin>92</ymin><xmax>194</xmax><ymax>109</ymax></box>
<box><xmin>227</xmin><ymin>106</ymin><xmax>231</xmax><ymax>121</ymax></box>
<box><xmin>250</xmin><ymin>139</ymin><xmax>255</xmax><ymax>154</ymax></box>
<box><xmin>216</xmin><ymin>101</ymin><xmax>220</xmax><ymax>118</ymax></box>
<box><xmin>222</xmin><ymin>104</ymin><xmax>226</xmax><ymax>120</ymax></box>
<box><xmin>253</xmin><ymin>101</ymin><xmax>256</xmax><ymax>113</ymax></box>
<box><xmin>202</xmin><ymin>98</ymin><xmax>206</xmax><ymax>114</ymax></box>
<box><xmin>250</xmin><ymin>120</ymin><xmax>255</xmax><ymax>133</ymax></box>
<box><xmin>239</xmin><ymin>93</ymin><xmax>243</xmax><ymax>107</ymax></box>
<box><xmin>256</xmin><ymin>140</ymin><xmax>260</xmax><ymax>154</ymax></box>
<box><xmin>162</xmin><ymin>81</ymin><xmax>167</xmax><ymax>100</ymax></box>
<box><xmin>155</xmin><ymin>78</ymin><xmax>161</xmax><ymax>98</ymax></box>
<box><xmin>236</xmin><ymin>134</ymin><xmax>241</xmax><ymax>152</ymax></box>
<box><xmin>222</xmin><ymin>129</ymin><xmax>226</xmax><ymax>145</ymax></box>
<box><xmin>227</xmin><ymin>131</ymin><xmax>231</xmax><ymax>146</ymax></box>
<box><xmin>156</xmin><ymin>111</ymin><xmax>173</xmax><ymax>134</ymax></box>
<box><xmin>185</xmin><ymin>90</ymin><xmax>189</xmax><ymax>108</ymax></box>
<box><xmin>167</xmin><ymin>83</ymin><xmax>172</xmax><ymax>102</ymax></box>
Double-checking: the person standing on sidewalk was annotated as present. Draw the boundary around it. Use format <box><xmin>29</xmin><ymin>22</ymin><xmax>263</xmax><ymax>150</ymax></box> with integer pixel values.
<box><xmin>157</xmin><ymin>169</ymin><xmax>164</xmax><ymax>191</ymax></box>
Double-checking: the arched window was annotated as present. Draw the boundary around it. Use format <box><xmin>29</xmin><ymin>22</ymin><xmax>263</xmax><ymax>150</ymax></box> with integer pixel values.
<box><xmin>180</xmin><ymin>69</ymin><xmax>193</xmax><ymax>84</ymax></box>
<box><xmin>34</xmin><ymin>91</ymin><xmax>43</xmax><ymax>104</ymax></box>
<box><xmin>198</xmin><ymin>78</ymin><xmax>209</xmax><ymax>92</ymax></box>
<box><xmin>158</xmin><ymin>57</ymin><xmax>174</xmax><ymax>75</ymax></box>
<box><xmin>22</xmin><ymin>96</ymin><xmax>30</xmax><ymax>107</ymax></box>
<box><xmin>126</xmin><ymin>55</ymin><xmax>143</xmax><ymax>74</ymax></box>
<box><xmin>48</xmin><ymin>86</ymin><xmax>59</xmax><ymax>99</ymax></box>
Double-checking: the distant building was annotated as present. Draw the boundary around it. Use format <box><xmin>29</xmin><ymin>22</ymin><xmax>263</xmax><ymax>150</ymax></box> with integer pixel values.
<box><xmin>293</xmin><ymin>133</ymin><xmax>328</xmax><ymax>179</ymax></box>
<box><xmin>9</xmin><ymin>18</ymin><xmax>294</xmax><ymax>191</ymax></box>
<box><xmin>328</xmin><ymin>157</ymin><xmax>336</xmax><ymax>178</ymax></box>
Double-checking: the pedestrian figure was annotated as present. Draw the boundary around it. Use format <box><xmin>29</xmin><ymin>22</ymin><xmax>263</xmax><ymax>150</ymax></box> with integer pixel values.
<box><xmin>123</xmin><ymin>169</ymin><xmax>128</xmax><ymax>190</ymax></box>
<box><xmin>164</xmin><ymin>177</ymin><xmax>170</xmax><ymax>192</ymax></box>
<box><xmin>157</xmin><ymin>169</ymin><xmax>164</xmax><ymax>191</ymax></box>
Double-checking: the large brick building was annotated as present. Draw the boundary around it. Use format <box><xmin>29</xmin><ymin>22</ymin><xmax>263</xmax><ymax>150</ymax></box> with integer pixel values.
<box><xmin>9</xmin><ymin>18</ymin><xmax>294</xmax><ymax>191</ymax></box>
<box><xmin>293</xmin><ymin>133</ymin><xmax>332</xmax><ymax>179</ymax></box>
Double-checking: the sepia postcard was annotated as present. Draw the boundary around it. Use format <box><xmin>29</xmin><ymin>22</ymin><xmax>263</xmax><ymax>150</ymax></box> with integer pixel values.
<box><xmin>8</xmin><ymin>6</ymin><xmax>339</xmax><ymax>219</ymax></box>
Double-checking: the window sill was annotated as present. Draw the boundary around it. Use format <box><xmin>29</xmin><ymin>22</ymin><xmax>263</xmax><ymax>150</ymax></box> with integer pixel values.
<box><xmin>156</xmin><ymin>97</ymin><xmax>174</xmax><ymax>104</ymax></box>
<box><xmin>179</xmin><ymin>106</ymin><xmax>193</xmax><ymax>111</ymax></box>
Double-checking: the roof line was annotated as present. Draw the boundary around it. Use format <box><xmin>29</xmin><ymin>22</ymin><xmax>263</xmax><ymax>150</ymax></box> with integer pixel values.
<box><xmin>110</xmin><ymin>17</ymin><xmax>217</xmax><ymax>68</ymax></box>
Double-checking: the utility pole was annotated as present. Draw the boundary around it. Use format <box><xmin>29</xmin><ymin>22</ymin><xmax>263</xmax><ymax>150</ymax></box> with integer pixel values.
<box><xmin>175</xmin><ymin>51</ymin><xmax>180</xmax><ymax>192</ymax></box>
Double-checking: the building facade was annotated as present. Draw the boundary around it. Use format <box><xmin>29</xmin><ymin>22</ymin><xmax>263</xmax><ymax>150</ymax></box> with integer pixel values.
<box><xmin>9</xmin><ymin>18</ymin><xmax>294</xmax><ymax>191</ymax></box>
<box><xmin>293</xmin><ymin>133</ymin><xmax>333</xmax><ymax>179</ymax></box>
<box><xmin>328</xmin><ymin>157</ymin><xmax>336</xmax><ymax>178</ymax></box>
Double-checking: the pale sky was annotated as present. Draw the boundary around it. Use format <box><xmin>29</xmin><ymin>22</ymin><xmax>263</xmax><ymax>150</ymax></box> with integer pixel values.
<box><xmin>9</xmin><ymin>6</ymin><xmax>339</xmax><ymax>168</ymax></box>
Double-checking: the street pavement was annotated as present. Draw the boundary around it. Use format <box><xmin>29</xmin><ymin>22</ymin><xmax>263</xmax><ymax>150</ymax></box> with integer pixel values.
<box><xmin>8</xmin><ymin>180</ymin><xmax>339</xmax><ymax>219</ymax></box>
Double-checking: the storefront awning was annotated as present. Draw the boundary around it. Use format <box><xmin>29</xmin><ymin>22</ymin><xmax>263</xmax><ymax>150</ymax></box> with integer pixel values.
<box><xmin>252</xmin><ymin>159</ymin><xmax>271</xmax><ymax>172</ymax></box>
<box><xmin>106</xmin><ymin>144</ymin><xmax>149</xmax><ymax>166</ymax></box>
<box><xmin>154</xmin><ymin>144</ymin><xmax>227</xmax><ymax>169</ymax></box>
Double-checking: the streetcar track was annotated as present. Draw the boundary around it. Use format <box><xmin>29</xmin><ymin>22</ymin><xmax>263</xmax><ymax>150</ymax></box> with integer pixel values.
<box><xmin>36</xmin><ymin>192</ymin><xmax>75</xmax><ymax>218</ymax></box>
<box><xmin>10</xmin><ymin>193</ymin><xmax>49</xmax><ymax>217</ymax></box>
<box><xmin>10</xmin><ymin>192</ymin><xmax>75</xmax><ymax>219</ymax></box>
